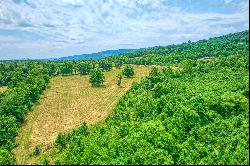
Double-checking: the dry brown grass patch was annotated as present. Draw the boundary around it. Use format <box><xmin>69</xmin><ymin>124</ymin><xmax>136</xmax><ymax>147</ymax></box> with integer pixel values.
<box><xmin>12</xmin><ymin>65</ymin><xmax>154</xmax><ymax>165</ymax></box>
<box><xmin>0</xmin><ymin>86</ymin><xmax>7</xmax><ymax>92</ymax></box>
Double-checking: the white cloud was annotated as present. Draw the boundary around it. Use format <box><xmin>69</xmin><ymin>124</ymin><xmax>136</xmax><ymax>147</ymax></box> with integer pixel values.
<box><xmin>0</xmin><ymin>0</ymin><xmax>249</xmax><ymax>59</ymax></box>
<box><xmin>0</xmin><ymin>35</ymin><xmax>21</xmax><ymax>42</ymax></box>
<box><xmin>224</xmin><ymin>0</ymin><xmax>234</xmax><ymax>4</ymax></box>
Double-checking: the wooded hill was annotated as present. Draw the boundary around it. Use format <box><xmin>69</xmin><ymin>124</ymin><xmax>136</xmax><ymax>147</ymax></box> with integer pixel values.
<box><xmin>0</xmin><ymin>30</ymin><xmax>249</xmax><ymax>165</ymax></box>
<box><xmin>51</xmin><ymin>30</ymin><xmax>250</xmax><ymax>165</ymax></box>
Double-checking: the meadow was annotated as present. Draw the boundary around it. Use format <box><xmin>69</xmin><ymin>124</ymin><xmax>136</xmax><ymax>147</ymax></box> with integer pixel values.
<box><xmin>12</xmin><ymin>65</ymin><xmax>153</xmax><ymax>165</ymax></box>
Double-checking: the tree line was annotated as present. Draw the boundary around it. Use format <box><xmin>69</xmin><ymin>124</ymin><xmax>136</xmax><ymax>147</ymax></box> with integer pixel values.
<box><xmin>52</xmin><ymin>53</ymin><xmax>249</xmax><ymax>165</ymax></box>
<box><xmin>0</xmin><ymin>30</ymin><xmax>248</xmax><ymax>165</ymax></box>
<box><xmin>0</xmin><ymin>63</ymin><xmax>50</xmax><ymax>164</ymax></box>
<box><xmin>0</xmin><ymin>60</ymin><xmax>135</xmax><ymax>164</ymax></box>
<box><xmin>50</xmin><ymin>30</ymin><xmax>249</xmax><ymax>165</ymax></box>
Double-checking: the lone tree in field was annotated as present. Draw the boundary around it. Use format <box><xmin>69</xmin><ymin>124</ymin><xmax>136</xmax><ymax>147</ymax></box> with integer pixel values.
<box><xmin>89</xmin><ymin>67</ymin><xmax>105</xmax><ymax>86</ymax></box>
<box><xmin>122</xmin><ymin>65</ymin><xmax>135</xmax><ymax>78</ymax></box>
<box><xmin>116</xmin><ymin>73</ymin><xmax>122</xmax><ymax>86</ymax></box>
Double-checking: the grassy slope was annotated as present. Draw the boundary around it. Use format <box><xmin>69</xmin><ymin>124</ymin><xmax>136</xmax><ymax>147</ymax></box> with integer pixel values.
<box><xmin>12</xmin><ymin>65</ymin><xmax>154</xmax><ymax>165</ymax></box>
<box><xmin>52</xmin><ymin>58</ymin><xmax>249</xmax><ymax>165</ymax></box>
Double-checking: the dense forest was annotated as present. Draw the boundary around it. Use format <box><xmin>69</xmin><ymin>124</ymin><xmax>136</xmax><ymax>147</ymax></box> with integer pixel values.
<box><xmin>0</xmin><ymin>30</ymin><xmax>249</xmax><ymax>165</ymax></box>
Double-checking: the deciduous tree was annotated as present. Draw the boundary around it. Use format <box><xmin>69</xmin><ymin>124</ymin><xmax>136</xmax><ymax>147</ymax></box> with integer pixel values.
<box><xmin>89</xmin><ymin>67</ymin><xmax>105</xmax><ymax>86</ymax></box>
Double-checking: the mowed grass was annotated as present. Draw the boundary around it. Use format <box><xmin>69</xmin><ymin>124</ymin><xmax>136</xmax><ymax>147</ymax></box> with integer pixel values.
<box><xmin>12</xmin><ymin>65</ymin><xmax>154</xmax><ymax>165</ymax></box>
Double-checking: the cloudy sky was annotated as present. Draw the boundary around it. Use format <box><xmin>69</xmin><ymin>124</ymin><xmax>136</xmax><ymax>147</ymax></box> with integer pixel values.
<box><xmin>0</xmin><ymin>0</ymin><xmax>249</xmax><ymax>60</ymax></box>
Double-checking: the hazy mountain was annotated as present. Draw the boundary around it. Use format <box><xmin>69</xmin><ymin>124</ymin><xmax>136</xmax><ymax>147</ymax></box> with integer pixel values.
<box><xmin>54</xmin><ymin>49</ymin><xmax>138</xmax><ymax>61</ymax></box>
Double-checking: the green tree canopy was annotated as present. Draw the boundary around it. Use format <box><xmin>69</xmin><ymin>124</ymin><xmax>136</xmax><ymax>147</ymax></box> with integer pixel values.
<box><xmin>122</xmin><ymin>65</ymin><xmax>135</xmax><ymax>78</ymax></box>
<box><xmin>89</xmin><ymin>67</ymin><xmax>105</xmax><ymax>86</ymax></box>
<box><xmin>77</xmin><ymin>61</ymin><xmax>93</xmax><ymax>75</ymax></box>
<box><xmin>0</xmin><ymin>148</ymin><xmax>15</xmax><ymax>165</ymax></box>
<box><xmin>116</xmin><ymin>73</ymin><xmax>122</xmax><ymax>86</ymax></box>
<box><xmin>59</xmin><ymin>61</ymin><xmax>74</xmax><ymax>75</ymax></box>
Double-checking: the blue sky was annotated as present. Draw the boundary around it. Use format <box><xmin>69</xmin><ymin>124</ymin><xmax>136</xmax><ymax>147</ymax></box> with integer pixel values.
<box><xmin>0</xmin><ymin>0</ymin><xmax>249</xmax><ymax>60</ymax></box>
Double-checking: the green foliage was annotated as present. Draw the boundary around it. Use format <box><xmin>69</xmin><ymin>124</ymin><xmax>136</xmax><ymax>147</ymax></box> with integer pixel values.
<box><xmin>53</xmin><ymin>30</ymin><xmax>249</xmax><ymax>165</ymax></box>
<box><xmin>77</xmin><ymin>61</ymin><xmax>93</xmax><ymax>75</ymax></box>
<box><xmin>59</xmin><ymin>61</ymin><xmax>74</xmax><ymax>75</ymax></box>
<box><xmin>0</xmin><ymin>62</ymin><xmax>50</xmax><ymax>162</ymax></box>
<box><xmin>41</xmin><ymin>157</ymin><xmax>50</xmax><ymax>165</ymax></box>
<box><xmin>105</xmin><ymin>30</ymin><xmax>249</xmax><ymax>66</ymax></box>
<box><xmin>43</xmin><ymin>62</ymin><xmax>58</xmax><ymax>76</ymax></box>
<box><xmin>122</xmin><ymin>65</ymin><xmax>135</xmax><ymax>78</ymax></box>
<box><xmin>98</xmin><ymin>60</ymin><xmax>113</xmax><ymax>71</ymax></box>
<box><xmin>89</xmin><ymin>67</ymin><xmax>105</xmax><ymax>86</ymax></box>
<box><xmin>33</xmin><ymin>145</ymin><xmax>42</xmax><ymax>156</ymax></box>
<box><xmin>0</xmin><ymin>115</ymin><xmax>17</xmax><ymax>146</ymax></box>
<box><xmin>114</xmin><ymin>60</ymin><xmax>123</xmax><ymax>68</ymax></box>
<box><xmin>0</xmin><ymin>148</ymin><xmax>16</xmax><ymax>165</ymax></box>
<box><xmin>116</xmin><ymin>73</ymin><xmax>122</xmax><ymax>86</ymax></box>
<box><xmin>0</xmin><ymin>30</ymin><xmax>249</xmax><ymax>165</ymax></box>
<box><xmin>55</xmin><ymin>133</ymin><xmax>66</xmax><ymax>150</ymax></box>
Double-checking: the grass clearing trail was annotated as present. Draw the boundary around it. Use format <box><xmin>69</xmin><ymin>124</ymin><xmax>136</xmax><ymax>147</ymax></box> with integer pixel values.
<box><xmin>12</xmin><ymin>65</ymin><xmax>154</xmax><ymax>165</ymax></box>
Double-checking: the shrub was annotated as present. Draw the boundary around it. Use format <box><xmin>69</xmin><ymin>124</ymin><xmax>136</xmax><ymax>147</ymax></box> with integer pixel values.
<box><xmin>116</xmin><ymin>73</ymin><xmax>122</xmax><ymax>86</ymax></box>
<box><xmin>33</xmin><ymin>145</ymin><xmax>42</xmax><ymax>155</ymax></box>
<box><xmin>122</xmin><ymin>65</ymin><xmax>135</xmax><ymax>78</ymax></box>
<box><xmin>41</xmin><ymin>157</ymin><xmax>50</xmax><ymax>165</ymax></box>
<box><xmin>0</xmin><ymin>148</ymin><xmax>16</xmax><ymax>165</ymax></box>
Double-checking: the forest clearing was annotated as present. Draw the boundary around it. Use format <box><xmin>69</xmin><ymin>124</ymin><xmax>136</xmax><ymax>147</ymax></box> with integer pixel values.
<box><xmin>0</xmin><ymin>1</ymin><xmax>249</xmax><ymax>165</ymax></box>
<box><xmin>0</xmin><ymin>29</ymin><xmax>248</xmax><ymax>165</ymax></box>
<box><xmin>12</xmin><ymin>65</ymin><xmax>153</xmax><ymax>165</ymax></box>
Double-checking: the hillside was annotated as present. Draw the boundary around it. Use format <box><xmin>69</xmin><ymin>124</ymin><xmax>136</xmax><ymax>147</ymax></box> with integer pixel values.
<box><xmin>104</xmin><ymin>30</ymin><xmax>249</xmax><ymax>65</ymax></box>
<box><xmin>51</xmin><ymin>56</ymin><xmax>248</xmax><ymax>165</ymax></box>
<box><xmin>12</xmin><ymin>65</ymin><xmax>154</xmax><ymax>165</ymax></box>
<box><xmin>41</xmin><ymin>30</ymin><xmax>249</xmax><ymax>165</ymax></box>
<box><xmin>55</xmin><ymin>49</ymin><xmax>138</xmax><ymax>61</ymax></box>
<box><xmin>0</xmin><ymin>30</ymin><xmax>249</xmax><ymax>165</ymax></box>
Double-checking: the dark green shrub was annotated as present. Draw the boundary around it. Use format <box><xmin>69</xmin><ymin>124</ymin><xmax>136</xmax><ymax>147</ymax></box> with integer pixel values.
<box><xmin>122</xmin><ymin>65</ymin><xmax>135</xmax><ymax>78</ymax></box>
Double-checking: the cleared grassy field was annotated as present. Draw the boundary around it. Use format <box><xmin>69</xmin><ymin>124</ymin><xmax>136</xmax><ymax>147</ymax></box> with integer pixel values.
<box><xmin>12</xmin><ymin>65</ymin><xmax>154</xmax><ymax>165</ymax></box>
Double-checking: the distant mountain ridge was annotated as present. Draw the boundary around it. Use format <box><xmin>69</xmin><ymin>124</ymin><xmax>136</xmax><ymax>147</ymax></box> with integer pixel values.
<box><xmin>1</xmin><ymin>49</ymin><xmax>139</xmax><ymax>61</ymax></box>
<box><xmin>54</xmin><ymin>49</ymin><xmax>138</xmax><ymax>61</ymax></box>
